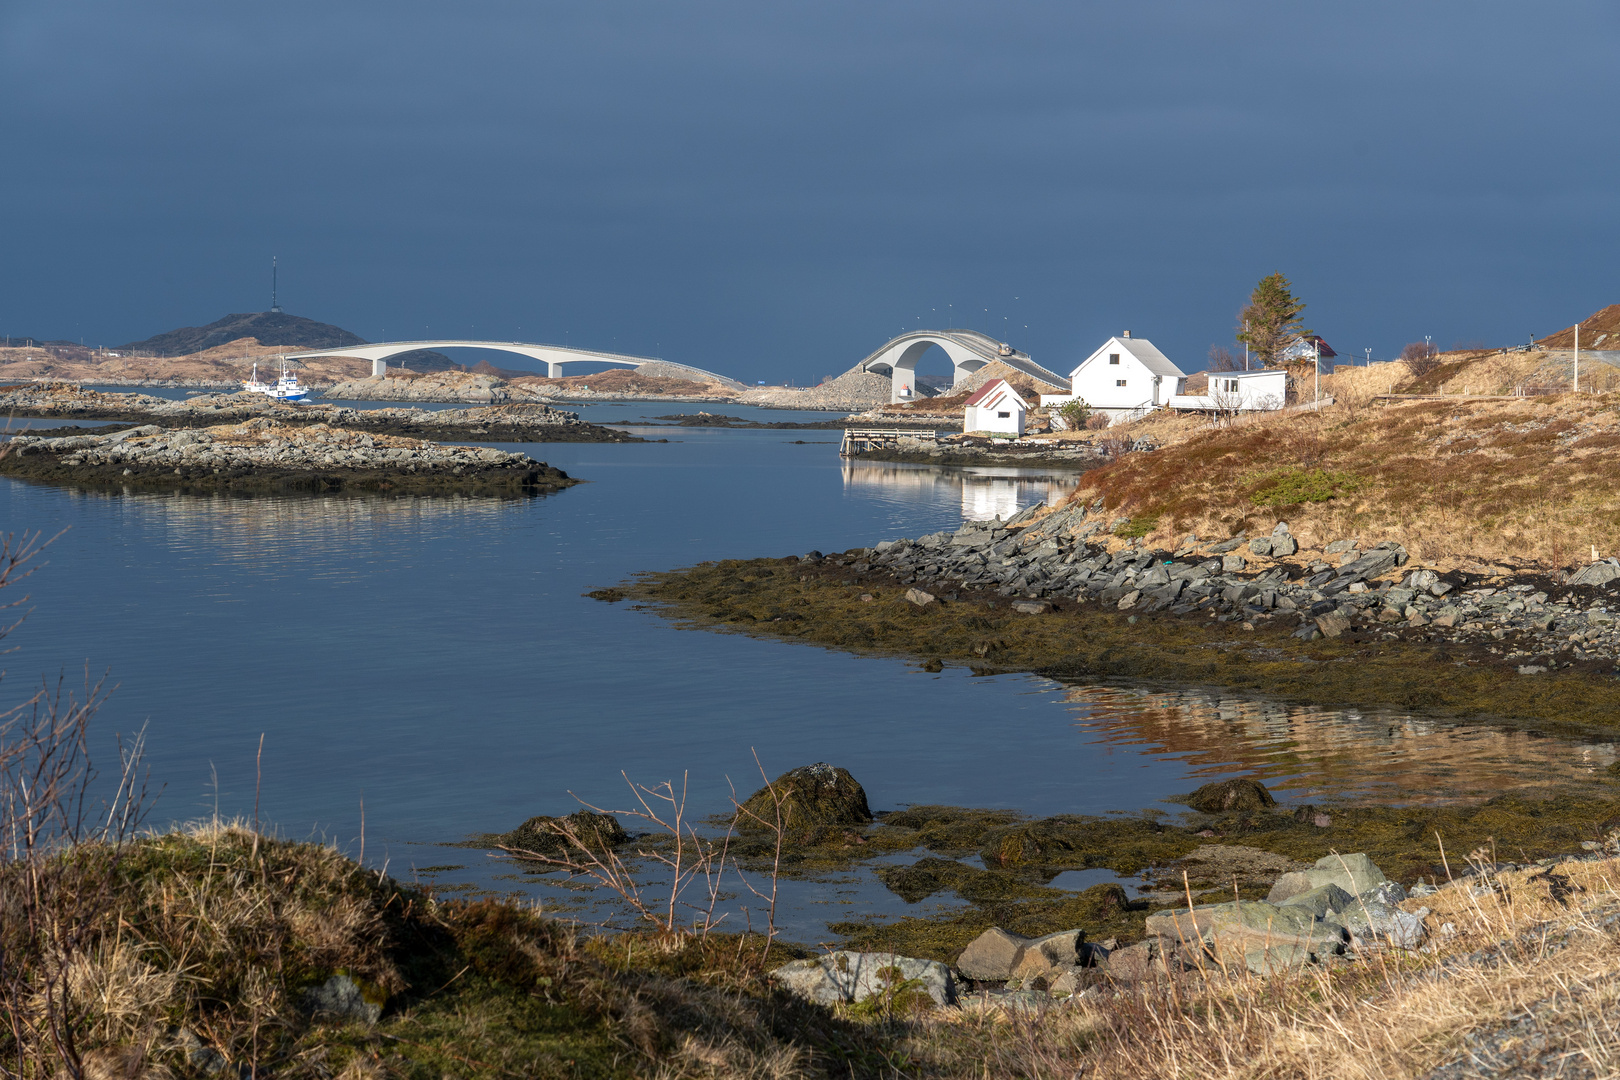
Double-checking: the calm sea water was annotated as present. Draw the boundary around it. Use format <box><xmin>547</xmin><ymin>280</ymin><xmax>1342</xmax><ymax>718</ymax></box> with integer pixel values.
<box><xmin>2</xmin><ymin>396</ymin><xmax>1614</xmax><ymax>936</ymax></box>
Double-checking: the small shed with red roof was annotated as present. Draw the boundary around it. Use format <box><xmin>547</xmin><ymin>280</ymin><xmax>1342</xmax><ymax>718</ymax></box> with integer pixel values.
<box><xmin>963</xmin><ymin>378</ymin><xmax>1028</xmax><ymax>435</ymax></box>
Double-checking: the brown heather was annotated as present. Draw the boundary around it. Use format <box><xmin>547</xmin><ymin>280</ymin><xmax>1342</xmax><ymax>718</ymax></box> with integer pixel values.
<box><xmin>1062</xmin><ymin>385</ymin><xmax>1620</xmax><ymax>570</ymax></box>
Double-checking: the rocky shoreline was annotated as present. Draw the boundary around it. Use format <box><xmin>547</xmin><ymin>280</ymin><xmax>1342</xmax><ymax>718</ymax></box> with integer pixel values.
<box><xmin>0</xmin><ymin>419</ymin><xmax>577</xmax><ymax>494</ymax></box>
<box><xmin>623</xmin><ymin>500</ymin><xmax>1620</xmax><ymax>728</ymax></box>
<box><xmin>491</xmin><ymin>762</ymin><xmax>1620</xmax><ymax>1021</ymax></box>
<box><xmin>0</xmin><ymin>382</ymin><xmax>640</xmax><ymax>443</ymax></box>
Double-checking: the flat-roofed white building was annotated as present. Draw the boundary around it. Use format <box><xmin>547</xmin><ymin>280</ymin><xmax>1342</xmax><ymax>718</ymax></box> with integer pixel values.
<box><xmin>963</xmin><ymin>378</ymin><xmax>1028</xmax><ymax>435</ymax></box>
<box><xmin>1168</xmin><ymin>367</ymin><xmax>1288</xmax><ymax>413</ymax></box>
<box><xmin>1039</xmin><ymin>333</ymin><xmax>1187</xmax><ymax>424</ymax></box>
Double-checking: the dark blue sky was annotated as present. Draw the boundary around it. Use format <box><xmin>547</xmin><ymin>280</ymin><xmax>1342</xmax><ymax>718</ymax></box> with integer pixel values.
<box><xmin>3</xmin><ymin>1</ymin><xmax>1617</xmax><ymax>381</ymax></box>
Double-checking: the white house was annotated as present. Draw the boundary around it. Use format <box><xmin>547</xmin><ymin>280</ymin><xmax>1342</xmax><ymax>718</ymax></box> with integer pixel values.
<box><xmin>1168</xmin><ymin>367</ymin><xmax>1288</xmax><ymax>413</ymax></box>
<box><xmin>963</xmin><ymin>378</ymin><xmax>1028</xmax><ymax>435</ymax></box>
<box><xmin>1039</xmin><ymin>332</ymin><xmax>1188</xmax><ymax>424</ymax></box>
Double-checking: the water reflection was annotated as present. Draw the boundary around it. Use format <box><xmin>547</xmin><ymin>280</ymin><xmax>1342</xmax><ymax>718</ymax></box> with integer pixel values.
<box><xmin>1063</xmin><ymin>683</ymin><xmax>1619</xmax><ymax>805</ymax></box>
<box><xmin>841</xmin><ymin>460</ymin><xmax>1079</xmax><ymax>521</ymax></box>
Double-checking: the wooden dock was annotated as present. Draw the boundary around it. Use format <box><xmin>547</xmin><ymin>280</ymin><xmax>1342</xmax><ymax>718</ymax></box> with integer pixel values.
<box><xmin>839</xmin><ymin>428</ymin><xmax>941</xmax><ymax>456</ymax></box>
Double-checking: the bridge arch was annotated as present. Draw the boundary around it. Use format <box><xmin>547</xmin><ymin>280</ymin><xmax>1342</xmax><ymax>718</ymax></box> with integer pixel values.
<box><xmin>855</xmin><ymin>330</ymin><xmax>1065</xmax><ymax>403</ymax></box>
<box><xmin>282</xmin><ymin>339</ymin><xmax>743</xmax><ymax>388</ymax></box>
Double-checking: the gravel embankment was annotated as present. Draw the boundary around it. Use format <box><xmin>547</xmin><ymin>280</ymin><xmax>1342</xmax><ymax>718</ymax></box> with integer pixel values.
<box><xmin>862</xmin><ymin>502</ymin><xmax>1620</xmax><ymax>669</ymax></box>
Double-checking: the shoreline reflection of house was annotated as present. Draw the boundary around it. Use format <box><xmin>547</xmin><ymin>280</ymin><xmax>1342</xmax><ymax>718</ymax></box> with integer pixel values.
<box><xmin>840</xmin><ymin>461</ymin><xmax>1078</xmax><ymax>521</ymax></box>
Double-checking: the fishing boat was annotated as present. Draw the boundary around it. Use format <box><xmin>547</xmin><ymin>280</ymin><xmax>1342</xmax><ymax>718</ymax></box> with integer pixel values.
<box><xmin>243</xmin><ymin>356</ymin><xmax>310</xmax><ymax>401</ymax></box>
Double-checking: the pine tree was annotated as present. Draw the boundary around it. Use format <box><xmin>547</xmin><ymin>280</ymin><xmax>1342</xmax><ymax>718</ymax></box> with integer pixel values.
<box><xmin>1236</xmin><ymin>273</ymin><xmax>1310</xmax><ymax>367</ymax></box>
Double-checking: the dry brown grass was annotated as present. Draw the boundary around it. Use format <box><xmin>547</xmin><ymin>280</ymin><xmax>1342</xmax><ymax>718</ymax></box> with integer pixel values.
<box><xmin>889</xmin><ymin>854</ymin><xmax>1620</xmax><ymax>1079</ymax></box>
<box><xmin>1059</xmin><ymin>388</ymin><xmax>1620</xmax><ymax>568</ymax></box>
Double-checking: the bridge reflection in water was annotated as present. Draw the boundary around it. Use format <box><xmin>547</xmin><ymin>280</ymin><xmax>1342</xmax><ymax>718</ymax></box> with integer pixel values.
<box><xmin>840</xmin><ymin>460</ymin><xmax>1080</xmax><ymax>522</ymax></box>
<box><xmin>1061</xmin><ymin>683</ymin><xmax>1618</xmax><ymax>805</ymax></box>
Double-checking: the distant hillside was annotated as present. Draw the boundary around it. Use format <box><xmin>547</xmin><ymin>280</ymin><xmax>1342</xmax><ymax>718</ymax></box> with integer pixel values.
<box><xmin>121</xmin><ymin>312</ymin><xmax>367</xmax><ymax>356</ymax></box>
<box><xmin>1537</xmin><ymin>304</ymin><xmax>1620</xmax><ymax>350</ymax></box>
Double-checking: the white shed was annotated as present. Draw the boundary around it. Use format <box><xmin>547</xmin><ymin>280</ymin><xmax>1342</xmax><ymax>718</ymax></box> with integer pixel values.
<box><xmin>1040</xmin><ymin>333</ymin><xmax>1187</xmax><ymax>424</ymax></box>
<box><xmin>963</xmin><ymin>379</ymin><xmax>1028</xmax><ymax>435</ymax></box>
<box><xmin>1168</xmin><ymin>367</ymin><xmax>1288</xmax><ymax>413</ymax></box>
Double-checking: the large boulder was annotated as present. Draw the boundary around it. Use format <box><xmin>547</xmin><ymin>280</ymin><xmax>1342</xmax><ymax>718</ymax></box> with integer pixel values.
<box><xmin>770</xmin><ymin>952</ymin><xmax>956</xmax><ymax>1009</ymax></box>
<box><xmin>1145</xmin><ymin>900</ymin><xmax>1347</xmax><ymax>974</ymax></box>
<box><xmin>1180</xmin><ymin>778</ymin><xmax>1277</xmax><ymax>814</ymax></box>
<box><xmin>737</xmin><ymin>763</ymin><xmax>872</xmax><ymax>833</ymax></box>
<box><xmin>1009</xmin><ymin>929</ymin><xmax>1086</xmax><ymax>981</ymax></box>
<box><xmin>1266</xmin><ymin>853</ymin><xmax>1389</xmax><ymax>904</ymax></box>
<box><xmin>496</xmin><ymin>810</ymin><xmax>627</xmax><ymax>857</ymax></box>
<box><xmin>955</xmin><ymin>927</ymin><xmax>1030</xmax><ymax>981</ymax></box>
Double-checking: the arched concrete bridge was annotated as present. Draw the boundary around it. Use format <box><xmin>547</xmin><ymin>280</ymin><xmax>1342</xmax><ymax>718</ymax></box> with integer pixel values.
<box><xmin>856</xmin><ymin>329</ymin><xmax>1067</xmax><ymax>403</ymax></box>
<box><xmin>282</xmin><ymin>340</ymin><xmax>745</xmax><ymax>388</ymax></box>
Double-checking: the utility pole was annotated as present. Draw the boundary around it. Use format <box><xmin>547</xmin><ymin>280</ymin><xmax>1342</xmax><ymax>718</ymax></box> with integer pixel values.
<box><xmin>1314</xmin><ymin>338</ymin><xmax>1320</xmax><ymax>407</ymax></box>
<box><xmin>1244</xmin><ymin>321</ymin><xmax>1250</xmax><ymax>370</ymax></box>
<box><xmin>1574</xmin><ymin>321</ymin><xmax>1580</xmax><ymax>393</ymax></box>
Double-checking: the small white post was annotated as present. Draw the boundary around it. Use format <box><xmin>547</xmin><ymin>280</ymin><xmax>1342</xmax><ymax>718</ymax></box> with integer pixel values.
<box><xmin>1314</xmin><ymin>339</ymin><xmax>1320</xmax><ymax>407</ymax></box>
<box><xmin>1574</xmin><ymin>322</ymin><xmax>1580</xmax><ymax>394</ymax></box>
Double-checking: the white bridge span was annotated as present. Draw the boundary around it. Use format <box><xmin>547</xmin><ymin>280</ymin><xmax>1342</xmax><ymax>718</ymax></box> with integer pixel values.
<box><xmin>282</xmin><ymin>339</ymin><xmax>745</xmax><ymax>388</ymax></box>
<box><xmin>856</xmin><ymin>329</ymin><xmax>1067</xmax><ymax>403</ymax></box>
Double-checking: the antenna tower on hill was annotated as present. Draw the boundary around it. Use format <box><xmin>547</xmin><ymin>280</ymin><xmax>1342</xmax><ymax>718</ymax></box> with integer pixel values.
<box><xmin>270</xmin><ymin>256</ymin><xmax>283</xmax><ymax>314</ymax></box>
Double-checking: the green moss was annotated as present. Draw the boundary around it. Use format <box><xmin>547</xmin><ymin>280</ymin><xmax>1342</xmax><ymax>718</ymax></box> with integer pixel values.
<box><xmin>1114</xmin><ymin>514</ymin><xmax>1160</xmax><ymax>539</ymax></box>
<box><xmin>1246</xmin><ymin>466</ymin><xmax>1363</xmax><ymax>507</ymax></box>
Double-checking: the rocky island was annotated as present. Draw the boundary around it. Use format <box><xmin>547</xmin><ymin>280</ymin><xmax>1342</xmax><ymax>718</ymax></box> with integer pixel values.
<box><xmin>0</xmin><ymin>381</ymin><xmax>640</xmax><ymax>443</ymax></box>
<box><xmin>0</xmin><ymin>418</ymin><xmax>576</xmax><ymax>494</ymax></box>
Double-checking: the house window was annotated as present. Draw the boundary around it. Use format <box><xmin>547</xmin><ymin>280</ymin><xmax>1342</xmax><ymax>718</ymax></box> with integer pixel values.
<box><xmin>1116</xmin><ymin>379</ymin><xmax>1127</xmax><ymax>387</ymax></box>
<box><xmin>1224</xmin><ymin>379</ymin><xmax>1238</xmax><ymax>392</ymax></box>
<box><xmin>997</xmin><ymin>411</ymin><xmax>1010</xmax><ymax>418</ymax></box>
<box><xmin>1108</xmin><ymin>354</ymin><xmax>1120</xmax><ymax>365</ymax></box>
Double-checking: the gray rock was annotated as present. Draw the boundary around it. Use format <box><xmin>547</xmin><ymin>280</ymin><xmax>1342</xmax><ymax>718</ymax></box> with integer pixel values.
<box><xmin>1222</xmin><ymin>554</ymin><xmax>1247</xmax><ymax>573</ymax></box>
<box><xmin>771</xmin><ymin>951</ymin><xmax>956</xmax><ymax>1007</ymax></box>
<box><xmin>1248</xmin><ymin>537</ymin><xmax>1273</xmax><ymax>556</ymax></box>
<box><xmin>1009</xmin><ymin>929</ymin><xmax>1084</xmax><ymax>980</ymax></box>
<box><xmin>1277</xmin><ymin>882</ymin><xmax>1353</xmax><ymax>918</ymax></box>
<box><xmin>1208</xmin><ymin>536</ymin><xmax>1246</xmax><ymax>554</ymax></box>
<box><xmin>303</xmin><ymin>974</ymin><xmax>383</xmax><ymax>1024</ymax></box>
<box><xmin>1272</xmin><ymin>521</ymin><xmax>1291</xmax><ymax>536</ymax></box>
<box><xmin>1324</xmin><ymin>539</ymin><xmax>1357</xmax><ymax>554</ymax></box>
<box><xmin>1334</xmin><ymin>549</ymin><xmax>1400</xmax><ymax>582</ymax></box>
<box><xmin>956</xmin><ymin>927</ymin><xmax>1030</xmax><ymax>980</ymax></box>
<box><xmin>1404</xmin><ymin>569</ymin><xmax>1439</xmax><ymax>591</ymax></box>
<box><xmin>1340</xmin><ymin>901</ymin><xmax>1428</xmax><ymax>948</ymax></box>
<box><xmin>1271</xmin><ymin>535</ymin><xmax>1298</xmax><ymax>556</ymax></box>
<box><xmin>1266</xmin><ymin>853</ymin><xmax>1389</xmax><ymax>904</ymax></box>
<box><xmin>1315</xmin><ymin>609</ymin><xmax>1352</xmax><ymax>638</ymax></box>
<box><xmin>1570</xmin><ymin>560</ymin><xmax>1620</xmax><ymax>587</ymax></box>
<box><xmin>904</xmin><ymin>588</ymin><xmax>936</xmax><ymax>607</ymax></box>
<box><xmin>1011</xmin><ymin>600</ymin><xmax>1050</xmax><ymax>614</ymax></box>
<box><xmin>1359</xmin><ymin>881</ymin><xmax>1408</xmax><ymax>907</ymax></box>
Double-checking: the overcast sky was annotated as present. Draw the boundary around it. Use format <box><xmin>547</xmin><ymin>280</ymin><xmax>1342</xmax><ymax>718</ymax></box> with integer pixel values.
<box><xmin>3</xmin><ymin>1</ymin><xmax>1617</xmax><ymax>380</ymax></box>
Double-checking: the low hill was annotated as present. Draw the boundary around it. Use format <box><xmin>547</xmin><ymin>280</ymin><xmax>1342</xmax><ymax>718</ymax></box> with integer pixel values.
<box><xmin>1538</xmin><ymin>303</ymin><xmax>1620</xmax><ymax>350</ymax></box>
<box><xmin>121</xmin><ymin>312</ymin><xmax>367</xmax><ymax>356</ymax></box>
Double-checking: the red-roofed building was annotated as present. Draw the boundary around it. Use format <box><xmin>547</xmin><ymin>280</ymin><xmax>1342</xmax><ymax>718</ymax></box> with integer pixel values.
<box><xmin>963</xmin><ymin>378</ymin><xmax>1029</xmax><ymax>435</ymax></box>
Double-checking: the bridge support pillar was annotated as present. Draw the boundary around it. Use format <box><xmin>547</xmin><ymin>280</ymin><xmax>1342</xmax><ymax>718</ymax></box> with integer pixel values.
<box><xmin>547</xmin><ymin>362</ymin><xmax>563</xmax><ymax>378</ymax></box>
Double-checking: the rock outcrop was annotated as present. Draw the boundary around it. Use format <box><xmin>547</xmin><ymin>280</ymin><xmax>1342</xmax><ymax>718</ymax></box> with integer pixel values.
<box><xmin>0</xmin><ymin>383</ymin><xmax>639</xmax><ymax>443</ymax></box>
<box><xmin>737</xmin><ymin>763</ymin><xmax>873</xmax><ymax>834</ymax></box>
<box><xmin>1</xmin><ymin>419</ymin><xmax>577</xmax><ymax>494</ymax></box>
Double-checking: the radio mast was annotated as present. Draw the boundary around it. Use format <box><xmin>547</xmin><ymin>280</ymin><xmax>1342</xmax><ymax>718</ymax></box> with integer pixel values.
<box><xmin>270</xmin><ymin>256</ymin><xmax>283</xmax><ymax>313</ymax></box>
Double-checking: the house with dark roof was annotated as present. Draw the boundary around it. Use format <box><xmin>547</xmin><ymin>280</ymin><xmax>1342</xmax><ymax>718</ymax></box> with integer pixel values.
<box><xmin>1040</xmin><ymin>332</ymin><xmax>1188</xmax><ymax>424</ymax></box>
<box><xmin>963</xmin><ymin>378</ymin><xmax>1028</xmax><ymax>435</ymax></box>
